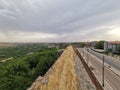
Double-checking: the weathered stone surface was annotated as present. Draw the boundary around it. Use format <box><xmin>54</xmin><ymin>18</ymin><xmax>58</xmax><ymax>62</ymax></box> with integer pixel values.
<box><xmin>29</xmin><ymin>46</ymin><xmax>79</xmax><ymax>90</ymax></box>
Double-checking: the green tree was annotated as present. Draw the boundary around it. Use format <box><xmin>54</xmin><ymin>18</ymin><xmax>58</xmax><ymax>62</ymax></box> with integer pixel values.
<box><xmin>94</xmin><ymin>41</ymin><xmax>105</xmax><ymax>49</ymax></box>
<box><xmin>0</xmin><ymin>45</ymin><xmax>57</xmax><ymax>90</ymax></box>
<box><xmin>118</xmin><ymin>45</ymin><xmax>120</xmax><ymax>53</ymax></box>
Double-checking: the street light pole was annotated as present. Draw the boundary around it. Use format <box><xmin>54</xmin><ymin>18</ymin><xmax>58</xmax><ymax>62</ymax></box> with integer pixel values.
<box><xmin>83</xmin><ymin>49</ymin><xmax>84</xmax><ymax>56</ymax></box>
<box><xmin>102</xmin><ymin>55</ymin><xmax>105</xmax><ymax>87</ymax></box>
<box><xmin>87</xmin><ymin>52</ymin><xmax>89</xmax><ymax>65</ymax></box>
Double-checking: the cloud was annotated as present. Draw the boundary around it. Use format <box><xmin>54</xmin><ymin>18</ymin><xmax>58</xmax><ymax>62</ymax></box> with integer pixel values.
<box><xmin>0</xmin><ymin>30</ymin><xmax>57</xmax><ymax>42</ymax></box>
<box><xmin>0</xmin><ymin>0</ymin><xmax>120</xmax><ymax>42</ymax></box>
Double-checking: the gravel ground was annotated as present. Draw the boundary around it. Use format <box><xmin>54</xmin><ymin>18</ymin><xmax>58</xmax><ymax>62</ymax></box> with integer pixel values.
<box><xmin>74</xmin><ymin>54</ymin><xmax>96</xmax><ymax>90</ymax></box>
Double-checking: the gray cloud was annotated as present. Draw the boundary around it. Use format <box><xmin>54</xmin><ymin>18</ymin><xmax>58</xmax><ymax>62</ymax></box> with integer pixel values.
<box><xmin>0</xmin><ymin>0</ymin><xmax>120</xmax><ymax>42</ymax></box>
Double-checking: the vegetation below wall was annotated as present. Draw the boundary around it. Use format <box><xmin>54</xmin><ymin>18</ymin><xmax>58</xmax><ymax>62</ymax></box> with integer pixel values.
<box><xmin>0</xmin><ymin>44</ymin><xmax>57</xmax><ymax>90</ymax></box>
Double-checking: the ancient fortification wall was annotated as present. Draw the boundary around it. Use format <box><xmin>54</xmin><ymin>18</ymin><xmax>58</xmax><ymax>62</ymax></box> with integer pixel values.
<box><xmin>29</xmin><ymin>46</ymin><xmax>79</xmax><ymax>90</ymax></box>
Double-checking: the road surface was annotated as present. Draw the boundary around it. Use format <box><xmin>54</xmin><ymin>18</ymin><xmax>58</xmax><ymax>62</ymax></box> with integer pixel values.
<box><xmin>77</xmin><ymin>48</ymin><xmax>120</xmax><ymax>90</ymax></box>
<box><xmin>86</xmin><ymin>48</ymin><xmax>120</xmax><ymax>71</ymax></box>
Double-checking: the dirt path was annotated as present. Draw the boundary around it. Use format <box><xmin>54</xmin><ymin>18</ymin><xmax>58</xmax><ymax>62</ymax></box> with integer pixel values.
<box><xmin>0</xmin><ymin>57</ymin><xmax>13</xmax><ymax>62</ymax></box>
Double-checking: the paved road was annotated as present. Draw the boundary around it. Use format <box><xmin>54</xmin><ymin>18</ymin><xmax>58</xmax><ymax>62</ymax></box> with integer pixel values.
<box><xmin>86</xmin><ymin>48</ymin><xmax>120</xmax><ymax>71</ymax></box>
<box><xmin>77</xmin><ymin>48</ymin><xmax>120</xmax><ymax>90</ymax></box>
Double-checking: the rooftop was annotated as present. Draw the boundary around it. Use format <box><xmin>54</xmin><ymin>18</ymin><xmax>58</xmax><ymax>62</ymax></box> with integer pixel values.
<box><xmin>107</xmin><ymin>41</ymin><xmax>120</xmax><ymax>45</ymax></box>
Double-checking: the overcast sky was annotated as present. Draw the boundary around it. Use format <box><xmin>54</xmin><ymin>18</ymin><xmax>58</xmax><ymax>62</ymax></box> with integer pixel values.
<box><xmin>0</xmin><ymin>0</ymin><xmax>120</xmax><ymax>42</ymax></box>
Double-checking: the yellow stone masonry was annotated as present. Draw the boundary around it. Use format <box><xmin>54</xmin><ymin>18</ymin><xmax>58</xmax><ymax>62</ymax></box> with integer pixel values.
<box><xmin>30</xmin><ymin>46</ymin><xmax>79</xmax><ymax>90</ymax></box>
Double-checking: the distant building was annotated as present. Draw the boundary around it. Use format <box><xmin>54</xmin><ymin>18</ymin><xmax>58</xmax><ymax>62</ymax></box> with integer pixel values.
<box><xmin>47</xmin><ymin>43</ymin><xmax>59</xmax><ymax>49</ymax></box>
<box><xmin>84</xmin><ymin>41</ymin><xmax>98</xmax><ymax>48</ymax></box>
<box><xmin>104</xmin><ymin>41</ymin><xmax>120</xmax><ymax>53</ymax></box>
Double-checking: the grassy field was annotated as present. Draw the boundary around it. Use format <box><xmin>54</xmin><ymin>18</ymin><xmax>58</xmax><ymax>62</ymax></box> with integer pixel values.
<box><xmin>0</xmin><ymin>43</ymin><xmax>15</xmax><ymax>48</ymax></box>
<box><xmin>0</xmin><ymin>43</ymin><xmax>46</xmax><ymax>61</ymax></box>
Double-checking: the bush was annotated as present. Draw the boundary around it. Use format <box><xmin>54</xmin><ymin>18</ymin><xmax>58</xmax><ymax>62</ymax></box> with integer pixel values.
<box><xmin>118</xmin><ymin>45</ymin><xmax>120</xmax><ymax>52</ymax></box>
<box><xmin>105</xmin><ymin>49</ymin><xmax>112</xmax><ymax>54</ymax></box>
<box><xmin>0</xmin><ymin>46</ymin><xmax>57</xmax><ymax>90</ymax></box>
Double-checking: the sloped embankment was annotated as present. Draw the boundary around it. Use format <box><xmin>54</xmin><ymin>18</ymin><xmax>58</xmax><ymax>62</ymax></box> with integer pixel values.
<box><xmin>29</xmin><ymin>46</ymin><xmax>79</xmax><ymax>90</ymax></box>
